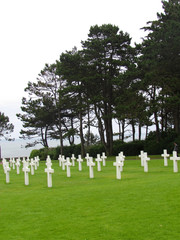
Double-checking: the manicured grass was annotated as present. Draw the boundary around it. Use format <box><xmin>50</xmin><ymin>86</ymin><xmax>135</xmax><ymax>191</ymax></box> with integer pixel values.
<box><xmin>0</xmin><ymin>157</ymin><xmax>180</xmax><ymax>240</ymax></box>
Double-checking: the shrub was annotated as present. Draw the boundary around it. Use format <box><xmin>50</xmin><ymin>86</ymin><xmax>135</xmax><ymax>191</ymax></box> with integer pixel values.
<box><xmin>87</xmin><ymin>144</ymin><xmax>105</xmax><ymax>157</ymax></box>
<box><xmin>54</xmin><ymin>144</ymin><xmax>81</xmax><ymax>158</ymax></box>
<box><xmin>29</xmin><ymin>149</ymin><xmax>40</xmax><ymax>159</ymax></box>
<box><xmin>112</xmin><ymin>140</ymin><xmax>145</xmax><ymax>156</ymax></box>
<box><xmin>144</xmin><ymin>130</ymin><xmax>179</xmax><ymax>154</ymax></box>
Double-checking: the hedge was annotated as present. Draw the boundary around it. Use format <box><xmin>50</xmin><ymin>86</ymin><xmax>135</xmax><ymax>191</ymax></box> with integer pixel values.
<box><xmin>29</xmin><ymin>131</ymin><xmax>180</xmax><ymax>160</ymax></box>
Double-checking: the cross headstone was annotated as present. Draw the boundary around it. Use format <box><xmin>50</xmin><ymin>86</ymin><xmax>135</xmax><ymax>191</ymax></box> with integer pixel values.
<box><xmin>9</xmin><ymin>158</ymin><xmax>13</xmax><ymax>167</ymax></box>
<box><xmin>22</xmin><ymin>157</ymin><xmax>26</xmax><ymax>167</ymax></box>
<box><xmin>65</xmin><ymin>157</ymin><xmax>72</xmax><ymax>177</ymax></box>
<box><xmin>95</xmin><ymin>154</ymin><xmax>102</xmax><ymax>171</ymax></box>
<box><xmin>58</xmin><ymin>155</ymin><xmax>62</xmax><ymax>167</ymax></box>
<box><xmin>22</xmin><ymin>161</ymin><xmax>30</xmax><ymax>185</ymax></box>
<box><xmin>26</xmin><ymin>157</ymin><xmax>30</xmax><ymax>166</ymax></box>
<box><xmin>4</xmin><ymin>162</ymin><xmax>11</xmax><ymax>183</ymax></box>
<box><xmin>113</xmin><ymin>156</ymin><xmax>123</xmax><ymax>179</ymax></box>
<box><xmin>143</xmin><ymin>152</ymin><xmax>150</xmax><ymax>172</ymax></box>
<box><xmin>161</xmin><ymin>149</ymin><xmax>169</xmax><ymax>166</ymax></box>
<box><xmin>34</xmin><ymin>157</ymin><xmax>38</xmax><ymax>170</ymax></box>
<box><xmin>16</xmin><ymin>158</ymin><xmax>21</xmax><ymax>174</ymax></box>
<box><xmin>30</xmin><ymin>158</ymin><xmax>35</xmax><ymax>175</ymax></box>
<box><xmin>87</xmin><ymin>157</ymin><xmax>95</xmax><ymax>178</ymax></box>
<box><xmin>117</xmin><ymin>152</ymin><xmax>125</xmax><ymax>171</ymax></box>
<box><xmin>170</xmin><ymin>151</ymin><xmax>180</xmax><ymax>172</ymax></box>
<box><xmin>101</xmin><ymin>152</ymin><xmax>107</xmax><ymax>166</ymax></box>
<box><xmin>61</xmin><ymin>155</ymin><xmax>66</xmax><ymax>170</ymax></box>
<box><xmin>71</xmin><ymin>154</ymin><xmax>76</xmax><ymax>167</ymax></box>
<box><xmin>85</xmin><ymin>153</ymin><xmax>90</xmax><ymax>166</ymax></box>
<box><xmin>12</xmin><ymin>158</ymin><xmax>16</xmax><ymax>170</ymax></box>
<box><xmin>36</xmin><ymin>156</ymin><xmax>40</xmax><ymax>167</ymax></box>
<box><xmin>2</xmin><ymin>158</ymin><xmax>7</xmax><ymax>173</ymax></box>
<box><xmin>45</xmin><ymin>155</ymin><xmax>52</xmax><ymax>168</ymax></box>
<box><xmin>45</xmin><ymin>161</ymin><xmax>54</xmax><ymax>187</ymax></box>
<box><xmin>46</xmin><ymin>155</ymin><xmax>51</xmax><ymax>163</ymax></box>
<box><xmin>139</xmin><ymin>150</ymin><xmax>144</xmax><ymax>166</ymax></box>
<box><xmin>77</xmin><ymin>155</ymin><xmax>83</xmax><ymax>171</ymax></box>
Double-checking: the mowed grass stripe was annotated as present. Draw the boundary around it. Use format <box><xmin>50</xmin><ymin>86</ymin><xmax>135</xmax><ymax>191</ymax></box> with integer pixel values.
<box><xmin>0</xmin><ymin>158</ymin><xmax>180</xmax><ymax>240</ymax></box>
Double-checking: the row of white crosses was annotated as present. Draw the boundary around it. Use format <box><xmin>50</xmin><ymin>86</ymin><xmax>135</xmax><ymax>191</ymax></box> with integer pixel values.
<box><xmin>161</xmin><ymin>149</ymin><xmax>180</xmax><ymax>172</ymax></box>
<box><xmin>139</xmin><ymin>149</ymin><xmax>180</xmax><ymax>173</ymax></box>
<box><xmin>2</xmin><ymin>156</ymin><xmax>40</xmax><ymax>185</ymax></box>
<box><xmin>58</xmin><ymin>152</ymin><xmax>107</xmax><ymax>177</ymax></box>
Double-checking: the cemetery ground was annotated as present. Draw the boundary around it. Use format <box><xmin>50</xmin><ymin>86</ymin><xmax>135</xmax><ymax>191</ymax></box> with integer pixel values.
<box><xmin>0</xmin><ymin>156</ymin><xmax>180</xmax><ymax>240</ymax></box>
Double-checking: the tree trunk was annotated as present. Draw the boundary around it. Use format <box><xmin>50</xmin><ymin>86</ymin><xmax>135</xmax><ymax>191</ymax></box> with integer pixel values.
<box><xmin>118</xmin><ymin>120</ymin><xmax>121</xmax><ymax>140</ymax></box>
<box><xmin>79</xmin><ymin>111</ymin><xmax>85</xmax><ymax>157</ymax></box>
<box><xmin>131</xmin><ymin>119</ymin><xmax>135</xmax><ymax>141</ymax></box>
<box><xmin>138</xmin><ymin>123</ymin><xmax>141</xmax><ymax>141</ymax></box>
<box><xmin>122</xmin><ymin>120</ymin><xmax>125</xmax><ymax>142</ymax></box>
<box><xmin>94</xmin><ymin>105</ymin><xmax>107</xmax><ymax>153</ymax></box>
<box><xmin>103</xmin><ymin>103</ymin><xmax>113</xmax><ymax>156</ymax></box>
<box><xmin>154</xmin><ymin>111</ymin><xmax>160</xmax><ymax>142</ymax></box>
<box><xmin>173</xmin><ymin>106</ymin><xmax>180</xmax><ymax>135</ymax></box>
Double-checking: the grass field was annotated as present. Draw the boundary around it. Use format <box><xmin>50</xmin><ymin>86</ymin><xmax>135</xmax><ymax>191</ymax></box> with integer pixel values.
<box><xmin>0</xmin><ymin>156</ymin><xmax>180</xmax><ymax>240</ymax></box>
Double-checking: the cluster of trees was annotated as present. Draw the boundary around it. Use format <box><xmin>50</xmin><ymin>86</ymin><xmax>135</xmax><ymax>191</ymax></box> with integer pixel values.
<box><xmin>17</xmin><ymin>0</ymin><xmax>180</xmax><ymax>156</ymax></box>
<box><xmin>0</xmin><ymin>112</ymin><xmax>14</xmax><ymax>141</ymax></box>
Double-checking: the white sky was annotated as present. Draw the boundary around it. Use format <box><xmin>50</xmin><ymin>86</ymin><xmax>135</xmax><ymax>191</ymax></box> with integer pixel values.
<box><xmin>0</xmin><ymin>0</ymin><xmax>163</xmax><ymax>139</ymax></box>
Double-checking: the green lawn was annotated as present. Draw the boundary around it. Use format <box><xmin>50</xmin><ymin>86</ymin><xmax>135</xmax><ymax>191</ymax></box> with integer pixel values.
<box><xmin>0</xmin><ymin>157</ymin><xmax>180</xmax><ymax>240</ymax></box>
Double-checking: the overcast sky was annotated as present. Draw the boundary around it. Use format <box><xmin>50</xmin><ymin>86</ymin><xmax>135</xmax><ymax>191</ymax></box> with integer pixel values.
<box><xmin>0</xmin><ymin>0</ymin><xmax>163</xmax><ymax>139</ymax></box>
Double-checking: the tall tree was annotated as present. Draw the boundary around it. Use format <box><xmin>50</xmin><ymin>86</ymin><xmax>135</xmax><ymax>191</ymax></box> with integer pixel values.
<box><xmin>58</xmin><ymin>48</ymin><xmax>88</xmax><ymax>157</ymax></box>
<box><xmin>140</xmin><ymin>0</ymin><xmax>180</xmax><ymax>137</ymax></box>
<box><xmin>17</xmin><ymin>97</ymin><xmax>55</xmax><ymax>148</ymax></box>
<box><xmin>82</xmin><ymin>24</ymin><xmax>133</xmax><ymax>154</ymax></box>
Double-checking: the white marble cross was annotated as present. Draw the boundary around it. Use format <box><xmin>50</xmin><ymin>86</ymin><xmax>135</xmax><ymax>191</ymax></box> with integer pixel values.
<box><xmin>46</xmin><ymin>155</ymin><xmax>51</xmax><ymax>163</ymax></box>
<box><xmin>34</xmin><ymin>157</ymin><xmax>39</xmax><ymax>170</ymax></box>
<box><xmin>30</xmin><ymin>158</ymin><xmax>35</xmax><ymax>175</ymax></box>
<box><xmin>61</xmin><ymin>155</ymin><xmax>66</xmax><ymax>170</ymax></box>
<box><xmin>117</xmin><ymin>152</ymin><xmax>125</xmax><ymax>171</ymax></box>
<box><xmin>2</xmin><ymin>158</ymin><xmax>7</xmax><ymax>173</ymax></box>
<box><xmin>143</xmin><ymin>152</ymin><xmax>150</xmax><ymax>172</ymax></box>
<box><xmin>26</xmin><ymin>157</ymin><xmax>30</xmax><ymax>166</ymax></box>
<box><xmin>116</xmin><ymin>156</ymin><xmax>123</xmax><ymax>172</ymax></box>
<box><xmin>45</xmin><ymin>161</ymin><xmax>54</xmax><ymax>187</ymax></box>
<box><xmin>22</xmin><ymin>161</ymin><xmax>30</xmax><ymax>185</ymax></box>
<box><xmin>4</xmin><ymin>162</ymin><xmax>11</xmax><ymax>183</ymax></box>
<box><xmin>71</xmin><ymin>154</ymin><xmax>76</xmax><ymax>167</ymax></box>
<box><xmin>65</xmin><ymin>157</ymin><xmax>72</xmax><ymax>177</ymax></box>
<box><xmin>139</xmin><ymin>151</ymin><xmax>144</xmax><ymax>166</ymax></box>
<box><xmin>170</xmin><ymin>151</ymin><xmax>180</xmax><ymax>172</ymax></box>
<box><xmin>12</xmin><ymin>158</ymin><xmax>16</xmax><ymax>170</ymax></box>
<box><xmin>85</xmin><ymin>153</ymin><xmax>90</xmax><ymax>166</ymax></box>
<box><xmin>36</xmin><ymin>156</ymin><xmax>40</xmax><ymax>167</ymax></box>
<box><xmin>9</xmin><ymin>158</ymin><xmax>13</xmax><ymax>167</ymax></box>
<box><xmin>58</xmin><ymin>155</ymin><xmax>62</xmax><ymax>167</ymax></box>
<box><xmin>77</xmin><ymin>155</ymin><xmax>83</xmax><ymax>171</ymax></box>
<box><xmin>22</xmin><ymin>157</ymin><xmax>27</xmax><ymax>167</ymax></box>
<box><xmin>101</xmin><ymin>152</ymin><xmax>107</xmax><ymax>166</ymax></box>
<box><xmin>15</xmin><ymin>158</ymin><xmax>21</xmax><ymax>174</ymax></box>
<box><xmin>161</xmin><ymin>149</ymin><xmax>169</xmax><ymax>166</ymax></box>
<box><xmin>87</xmin><ymin>157</ymin><xmax>95</xmax><ymax>178</ymax></box>
<box><xmin>95</xmin><ymin>154</ymin><xmax>102</xmax><ymax>171</ymax></box>
<box><xmin>118</xmin><ymin>152</ymin><xmax>125</xmax><ymax>164</ymax></box>
<box><xmin>113</xmin><ymin>156</ymin><xmax>123</xmax><ymax>179</ymax></box>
